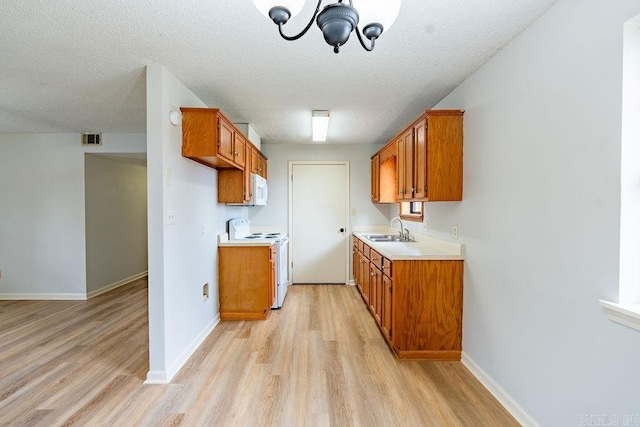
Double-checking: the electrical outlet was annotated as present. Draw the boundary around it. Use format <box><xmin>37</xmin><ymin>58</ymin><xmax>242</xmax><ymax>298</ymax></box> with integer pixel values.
<box><xmin>167</xmin><ymin>210</ymin><xmax>176</xmax><ymax>225</ymax></box>
<box><xmin>424</xmin><ymin>220</ymin><xmax>429</xmax><ymax>232</ymax></box>
<box><xmin>452</xmin><ymin>225</ymin><xmax>459</xmax><ymax>239</ymax></box>
<box><xmin>201</xmin><ymin>225</ymin><xmax>205</xmax><ymax>237</ymax></box>
<box><xmin>203</xmin><ymin>283</ymin><xmax>209</xmax><ymax>301</ymax></box>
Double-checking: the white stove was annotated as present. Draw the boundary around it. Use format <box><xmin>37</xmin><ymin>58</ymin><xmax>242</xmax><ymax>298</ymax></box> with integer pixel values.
<box><xmin>227</xmin><ymin>218</ymin><xmax>289</xmax><ymax>309</ymax></box>
<box><xmin>229</xmin><ymin>218</ymin><xmax>287</xmax><ymax>242</ymax></box>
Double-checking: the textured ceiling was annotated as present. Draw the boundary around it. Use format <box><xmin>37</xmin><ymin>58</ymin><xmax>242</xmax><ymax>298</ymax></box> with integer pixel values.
<box><xmin>0</xmin><ymin>0</ymin><xmax>557</xmax><ymax>145</ymax></box>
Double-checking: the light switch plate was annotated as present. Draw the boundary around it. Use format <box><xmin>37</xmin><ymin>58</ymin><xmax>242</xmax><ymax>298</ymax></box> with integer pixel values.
<box><xmin>167</xmin><ymin>210</ymin><xmax>176</xmax><ymax>225</ymax></box>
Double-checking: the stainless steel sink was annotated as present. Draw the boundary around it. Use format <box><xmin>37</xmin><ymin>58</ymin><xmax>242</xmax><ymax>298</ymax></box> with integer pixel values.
<box><xmin>362</xmin><ymin>234</ymin><xmax>415</xmax><ymax>243</ymax></box>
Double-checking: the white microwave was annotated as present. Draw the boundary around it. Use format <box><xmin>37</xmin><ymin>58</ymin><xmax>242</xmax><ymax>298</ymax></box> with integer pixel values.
<box><xmin>227</xmin><ymin>173</ymin><xmax>267</xmax><ymax>206</ymax></box>
<box><xmin>251</xmin><ymin>173</ymin><xmax>268</xmax><ymax>206</ymax></box>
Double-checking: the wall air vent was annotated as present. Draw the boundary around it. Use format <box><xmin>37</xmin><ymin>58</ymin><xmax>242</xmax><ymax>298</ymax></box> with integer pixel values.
<box><xmin>82</xmin><ymin>133</ymin><xmax>102</xmax><ymax>146</ymax></box>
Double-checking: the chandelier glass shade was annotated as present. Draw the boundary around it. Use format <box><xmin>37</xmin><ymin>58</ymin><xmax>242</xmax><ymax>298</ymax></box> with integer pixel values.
<box><xmin>251</xmin><ymin>0</ymin><xmax>401</xmax><ymax>53</ymax></box>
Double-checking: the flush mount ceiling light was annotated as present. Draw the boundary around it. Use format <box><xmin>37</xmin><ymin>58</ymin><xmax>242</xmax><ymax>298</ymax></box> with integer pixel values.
<box><xmin>252</xmin><ymin>0</ymin><xmax>401</xmax><ymax>54</ymax></box>
<box><xmin>312</xmin><ymin>110</ymin><xmax>330</xmax><ymax>142</ymax></box>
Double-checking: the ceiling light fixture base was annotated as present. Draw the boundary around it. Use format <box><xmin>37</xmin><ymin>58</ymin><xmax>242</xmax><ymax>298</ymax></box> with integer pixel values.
<box><xmin>269</xmin><ymin>6</ymin><xmax>291</xmax><ymax>26</ymax></box>
<box><xmin>362</xmin><ymin>23</ymin><xmax>383</xmax><ymax>40</ymax></box>
<box><xmin>316</xmin><ymin>3</ymin><xmax>359</xmax><ymax>54</ymax></box>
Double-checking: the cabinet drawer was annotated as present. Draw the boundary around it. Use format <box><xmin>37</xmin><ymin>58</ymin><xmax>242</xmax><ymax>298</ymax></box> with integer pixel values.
<box><xmin>362</xmin><ymin>244</ymin><xmax>370</xmax><ymax>259</ymax></box>
<box><xmin>382</xmin><ymin>257</ymin><xmax>392</xmax><ymax>277</ymax></box>
<box><xmin>370</xmin><ymin>249</ymin><xmax>383</xmax><ymax>270</ymax></box>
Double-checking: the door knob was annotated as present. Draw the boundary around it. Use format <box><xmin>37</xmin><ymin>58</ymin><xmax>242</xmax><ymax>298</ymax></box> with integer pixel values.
<box><xmin>339</xmin><ymin>228</ymin><xmax>345</xmax><ymax>233</ymax></box>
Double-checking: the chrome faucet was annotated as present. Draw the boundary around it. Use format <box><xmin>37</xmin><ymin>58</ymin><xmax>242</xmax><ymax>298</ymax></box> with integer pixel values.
<box><xmin>390</xmin><ymin>216</ymin><xmax>407</xmax><ymax>240</ymax></box>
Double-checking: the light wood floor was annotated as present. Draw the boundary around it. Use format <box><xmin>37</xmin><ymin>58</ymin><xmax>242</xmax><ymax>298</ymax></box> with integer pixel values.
<box><xmin>0</xmin><ymin>279</ymin><xmax>518</xmax><ymax>426</ymax></box>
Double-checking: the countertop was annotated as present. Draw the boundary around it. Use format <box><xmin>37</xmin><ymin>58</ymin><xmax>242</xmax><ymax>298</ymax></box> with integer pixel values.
<box><xmin>218</xmin><ymin>233</ymin><xmax>275</xmax><ymax>247</ymax></box>
<box><xmin>352</xmin><ymin>228</ymin><xmax>464</xmax><ymax>261</ymax></box>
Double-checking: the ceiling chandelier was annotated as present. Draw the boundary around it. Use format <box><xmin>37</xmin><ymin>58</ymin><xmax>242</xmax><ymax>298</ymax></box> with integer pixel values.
<box><xmin>252</xmin><ymin>0</ymin><xmax>401</xmax><ymax>54</ymax></box>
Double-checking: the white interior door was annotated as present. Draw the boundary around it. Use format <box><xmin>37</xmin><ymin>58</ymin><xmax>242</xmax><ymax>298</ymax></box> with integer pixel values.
<box><xmin>289</xmin><ymin>162</ymin><xmax>349</xmax><ymax>284</ymax></box>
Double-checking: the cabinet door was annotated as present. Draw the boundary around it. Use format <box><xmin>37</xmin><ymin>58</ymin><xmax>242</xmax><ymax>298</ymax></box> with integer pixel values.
<box><xmin>371</xmin><ymin>154</ymin><xmax>380</xmax><ymax>202</ymax></box>
<box><xmin>401</xmin><ymin>129</ymin><xmax>414</xmax><ymax>200</ymax></box>
<box><xmin>360</xmin><ymin>253</ymin><xmax>370</xmax><ymax>305</ymax></box>
<box><xmin>251</xmin><ymin>146</ymin><xmax>259</xmax><ymax>174</ymax></box>
<box><xmin>259</xmin><ymin>156</ymin><xmax>267</xmax><ymax>178</ymax></box>
<box><xmin>218</xmin><ymin>117</ymin><xmax>235</xmax><ymax>163</ymax></box>
<box><xmin>234</xmin><ymin>133</ymin><xmax>246</xmax><ymax>168</ymax></box>
<box><xmin>382</xmin><ymin>274</ymin><xmax>392</xmax><ymax>340</ymax></box>
<box><xmin>396</xmin><ymin>137</ymin><xmax>405</xmax><ymax>200</ymax></box>
<box><xmin>426</xmin><ymin>113</ymin><xmax>463</xmax><ymax>201</ymax></box>
<box><xmin>353</xmin><ymin>245</ymin><xmax>361</xmax><ymax>293</ymax></box>
<box><xmin>269</xmin><ymin>246</ymin><xmax>276</xmax><ymax>307</ymax></box>
<box><xmin>370</xmin><ymin>264</ymin><xmax>382</xmax><ymax>324</ymax></box>
<box><xmin>413</xmin><ymin>118</ymin><xmax>427</xmax><ymax>199</ymax></box>
<box><xmin>244</xmin><ymin>143</ymin><xmax>252</xmax><ymax>201</ymax></box>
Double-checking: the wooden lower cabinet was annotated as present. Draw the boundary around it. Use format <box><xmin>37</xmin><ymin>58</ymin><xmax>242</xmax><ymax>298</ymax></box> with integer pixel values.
<box><xmin>353</xmin><ymin>242</ymin><xmax>361</xmax><ymax>293</ymax></box>
<box><xmin>219</xmin><ymin>245</ymin><xmax>276</xmax><ymax>320</ymax></box>
<box><xmin>353</xmin><ymin>236</ymin><xmax>463</xmax><ymax>360</ymax></box>
<box><xmin>360</xmin><ymin>252</ymin><xmax>370</xmax><ymax>305</ymax></box>
<box><xmin>370</xmin><ymin>262</ymin><xmax>383</xmax><ymax>325</ymax></box>
<box><xmin>391</xmin><ymin>259</ymin><xmax>463</xmax><ymax>360</ymax></box>
<box><xmin>382</xmin><ymin>273</ymin><xmax>392</xmax><ymax>342</ymax></box>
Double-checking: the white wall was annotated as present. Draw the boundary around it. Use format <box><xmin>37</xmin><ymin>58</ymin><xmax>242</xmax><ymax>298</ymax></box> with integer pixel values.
<box><xmin>619</xmin><ymin>16</ymin><xmax>640</xmax><ymax>304</ymax></box>
<box><xmin>145</xmin><ymin>64</ymin><xmax>247</xmax><ymax>383</ymax></box>
<box><xmin>249</xmin><ymin>143</ymin><xmax>390</xmax><ymax>228</ymax></box>
<box><xmin>404</xmin><ymin>0</ymin><xmax>640</xmax><ymax>424</ymax></box>
<box><xmin>0</xmin><ymin>133</ymin><xmax>145</xmax><ymax>298</ymax></box>
<box><xmin>84</xmin><ymin>154</ymin><xmax>148</xmax><ymax>294</ymax></box>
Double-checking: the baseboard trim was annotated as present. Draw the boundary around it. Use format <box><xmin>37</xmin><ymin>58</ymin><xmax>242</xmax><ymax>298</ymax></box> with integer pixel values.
<box><xmin>0</xmin><ymin>271</ymin><xmax>149</xmax><ymax>301</ymax></box>
<box><xmin>0</xmin><ymin>292</ymin><xmax>86</xmax><ymax>300</ymax></box>
<box><xmin>144</xmin><ymin>370</ymin><xmax>169</xmax><ymax>384</ymax></box>
<box><xmin>145</xmin><ymin>314</ymin><xmax>221</xmax><ymax>385</ymax></box>
<box><xmin>348</xmin><ymin>279</ymin><xmax>356</xmax><ymax>286</ymax></box>
<box><xmin>87</xmin><ymin>271</ymin><xmax>148</xmax><ymax>299</ymax></box>
<box><xmin>461</xmin><ymin>352</ymin><xmax>539</xmax><ymax>427</ymax></box>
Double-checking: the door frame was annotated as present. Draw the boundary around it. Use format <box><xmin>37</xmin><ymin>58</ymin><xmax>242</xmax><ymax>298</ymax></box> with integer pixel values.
<box><xmin>288</xmin><ymin>160</ymin><xmax>350</xmax><ymax>285</ymax></box>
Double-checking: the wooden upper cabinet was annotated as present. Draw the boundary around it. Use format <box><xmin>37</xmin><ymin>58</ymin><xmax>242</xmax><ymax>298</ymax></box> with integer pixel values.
<box><xmin>180</xmin><ymin>107</ymin><xmax>264</xmax><ymax>172</ymax></box>
<box><xmin>181</xmin><ymin>107</ymin><xmax>269</xmax><ymax>204</ymax></box>
<box><xmin>425</xmin><ymin>112</ymin><xmax>463</xmax><ymax>201</ymax></box>
<box><xmin>251</xmin><ymin>146</ymin><xmax>259</xmax><ymax>174</ymax></box>
<box><xmin>260</xmin><ymin>156</ymin><xmax>268</xmax><ymax>179</ymax></box>
<box><xmin>373</xmin><ymin>109</ymin><xmax>463</xmax><ymax>203</ymax></box>
<box><xmin>413</xmin><ymin>117</ymin><xmax>427</xmax><ymax>199</ymax></box>
<box><xmin>217</xmin><ymin>116</ymin><xmax>236</xmax><ymax>164</ymax></box>
<box><xmin>371</xmin><ymin>154</ymin><xmax>380</xmax><ymax>202</ymax></box>
<box><xmin>234</xmin><ymin>132</ymin><xmax>247</xmax><ymax>168</ymax></box>
<box><xmin>400</xmin><ymin>128</ymin><xmax>414</xmax><ymax>200</ymax></box>
<box><xmin>180</xmin><ymin>108</ymin><xmax>241</xmax><ymax>169</ymax></box>
<box><xmin>250</xmin><ymin>147</ymin><xmax>267</xmax><ymax>178</ymax></box>
<box><xmin>395</xmin><ymin>136</ymin><xmax>405</xmax><ymax>200</ymax></box>
<box><xmin>244</xmin><ymin>143</ymin><xmax>252</xmax><ymax>201</ymax></box>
